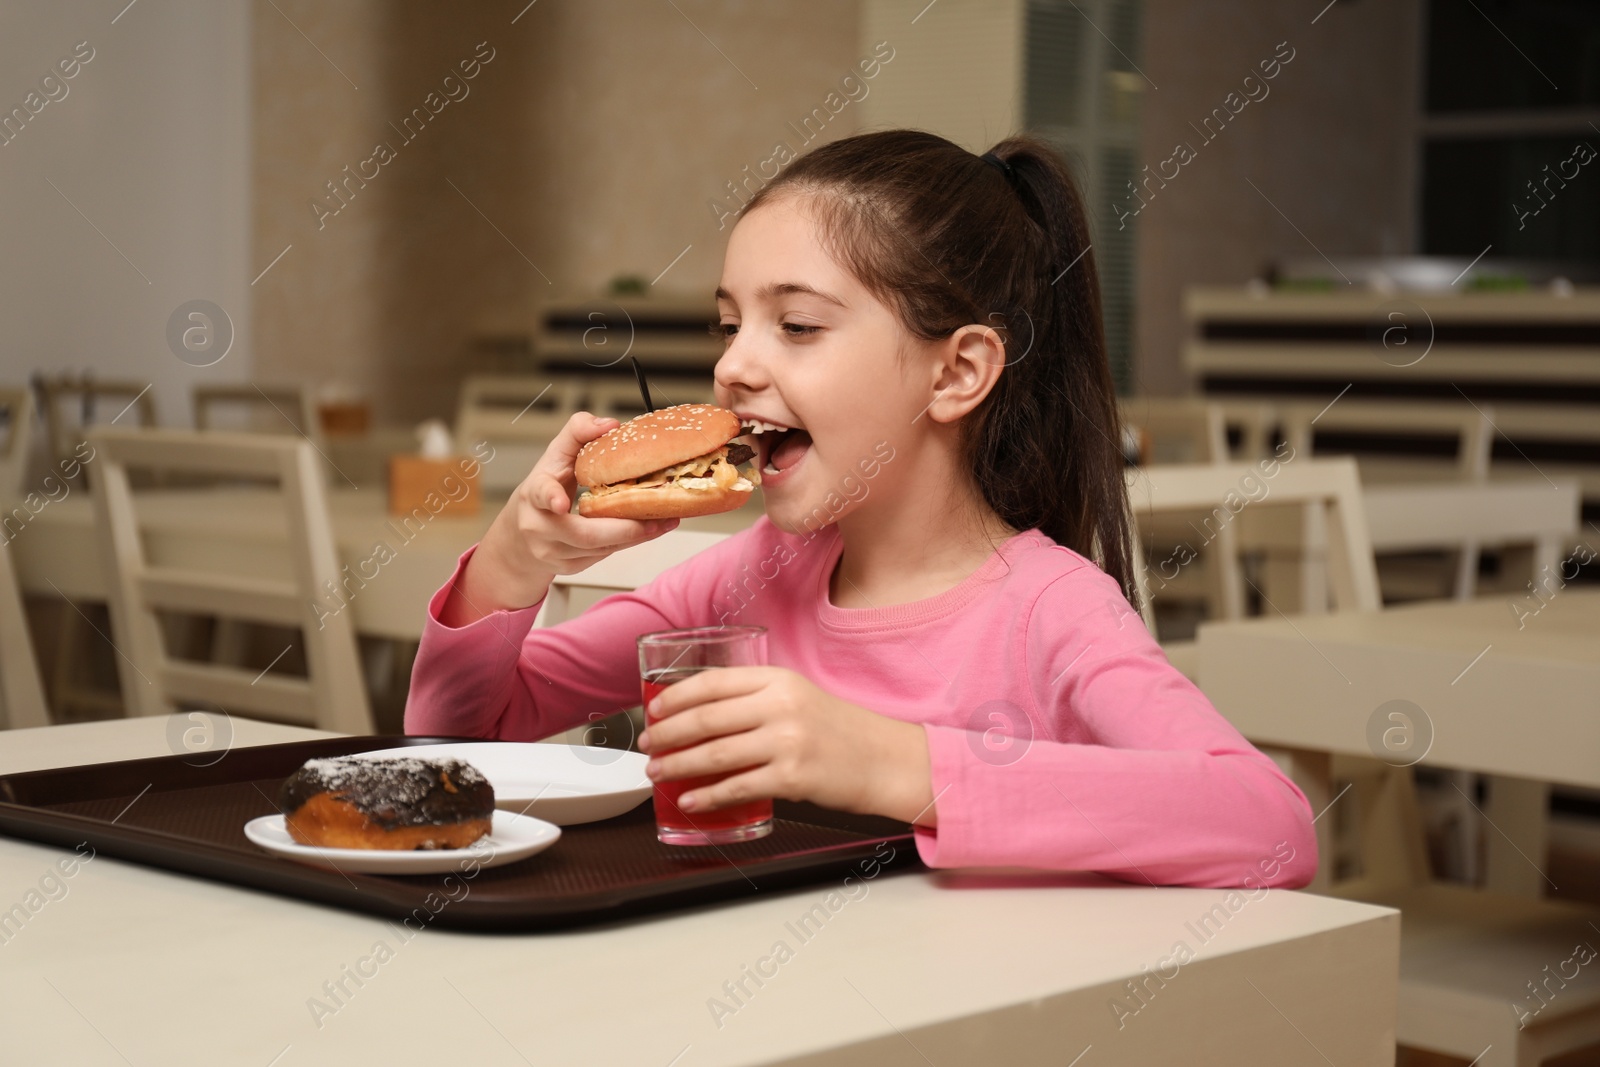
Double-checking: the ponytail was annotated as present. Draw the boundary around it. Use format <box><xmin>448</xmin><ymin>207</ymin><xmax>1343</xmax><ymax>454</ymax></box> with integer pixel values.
<box><xmin>974</xmin><ymin>136</ymin><xmax>1137</xmax><ymax>608</ymax></box>
<box><xmin>739</xmin><ymin>130</ymin><xmax>1138</xmax><ymax>609</ymax></box>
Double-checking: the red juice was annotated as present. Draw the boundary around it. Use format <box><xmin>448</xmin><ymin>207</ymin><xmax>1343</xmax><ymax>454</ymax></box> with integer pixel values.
<box><xmin>643</xmin><ymin>667</ymin><xmax>773</xmax><ymax>842</ymax></box>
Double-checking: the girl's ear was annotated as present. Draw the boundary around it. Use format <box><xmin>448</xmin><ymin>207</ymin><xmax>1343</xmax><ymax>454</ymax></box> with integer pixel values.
<box><xmin>924</xmin><ymin>324</ymin><xmax>1007</xmax><ymax>424</ymax></box>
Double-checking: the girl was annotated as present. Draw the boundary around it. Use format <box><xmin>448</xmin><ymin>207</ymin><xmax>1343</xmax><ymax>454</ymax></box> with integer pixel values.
<box><xmin>406</xmin><ymin>129</ymin><xmax>1317</xmax><ymax>889</ymax></box>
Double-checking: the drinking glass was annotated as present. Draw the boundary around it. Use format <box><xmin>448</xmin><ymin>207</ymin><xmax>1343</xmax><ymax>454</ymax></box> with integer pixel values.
<box><xmin>638</xmin><ymin>626</ymin><xmax>772</xmax><ymax>845</ymax></box>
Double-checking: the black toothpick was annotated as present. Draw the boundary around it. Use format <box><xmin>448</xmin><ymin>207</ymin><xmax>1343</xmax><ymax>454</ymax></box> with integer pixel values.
<box><xmin>629</xmin><ymin>355</ymin><xmax>655</xmax><ymax>413</ymax></box>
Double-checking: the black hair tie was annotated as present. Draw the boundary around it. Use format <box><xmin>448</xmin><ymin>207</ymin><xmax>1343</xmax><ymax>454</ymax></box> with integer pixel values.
<box><xmin>980</xmin><ymin>150</ymin><xmax>1016</xmax><ymax>183</ymax></box>
<box><xmin>979</xmin><ymin>151</ymin><xmax>1058</xmax><ymax>279</ymax></box>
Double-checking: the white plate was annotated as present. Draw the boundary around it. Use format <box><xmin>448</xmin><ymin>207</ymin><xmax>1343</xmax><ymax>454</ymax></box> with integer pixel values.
<box><xmin>243</xmin><ymin>810</ymin><xmax>560</xmax><ymax>875</ymax></box>
<box><xmin>348</xmin><ymin>743</ymin><xmax>652</xmax><ymax>826</ymax></box>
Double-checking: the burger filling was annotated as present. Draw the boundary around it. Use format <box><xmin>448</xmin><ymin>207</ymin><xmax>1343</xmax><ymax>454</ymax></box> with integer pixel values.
<box><xmin>586</xmin><ymin>444</ymin><xmax>760</xmax><ymax>497</ymax></box>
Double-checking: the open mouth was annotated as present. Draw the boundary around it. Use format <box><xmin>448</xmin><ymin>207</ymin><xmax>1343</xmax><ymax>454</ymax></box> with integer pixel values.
<box><xmin>739</xmin><ymin>419</ymin><xmax>813</xmax><ymax>476</ymax></box>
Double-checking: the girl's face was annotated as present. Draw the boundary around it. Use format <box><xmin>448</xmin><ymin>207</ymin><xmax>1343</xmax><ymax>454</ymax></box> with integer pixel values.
<box><xmin>712</xmin><ymin>194</ymin><xmax>927</xmax><ymax>535</ymax></box>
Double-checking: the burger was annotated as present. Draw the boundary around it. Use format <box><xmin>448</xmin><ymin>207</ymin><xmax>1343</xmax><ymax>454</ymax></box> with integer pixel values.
<box><xmin>575</xmin><ymin>404</ymin><xmax>761</xmax><ymax>519</ymax></box>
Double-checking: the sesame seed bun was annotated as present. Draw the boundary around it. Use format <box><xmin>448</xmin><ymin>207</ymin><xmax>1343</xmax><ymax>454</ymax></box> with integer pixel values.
<box><xmin>575</xmin><ymin>404</ymin><xmax>742</xmax><ymax>487</ymax></box>
<box><xmin>573</xmin><ymin>404</ymin><xmax>754</xmax><ymax>519</ymax></box>
<box><xmin>576</xmin><ymin>481</ymin><xmax>751</xmax><ymax>519</ymax></box>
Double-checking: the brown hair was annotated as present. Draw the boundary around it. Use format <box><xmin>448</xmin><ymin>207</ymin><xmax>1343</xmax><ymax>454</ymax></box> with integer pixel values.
<box><xmin>737</xmin><ymin>129</ymin><xmax>1137</xmax><ymax>608</ymax></box>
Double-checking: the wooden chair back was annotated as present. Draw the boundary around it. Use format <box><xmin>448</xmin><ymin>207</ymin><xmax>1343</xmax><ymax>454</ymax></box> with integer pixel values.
<box><xmin>638</xmin><ymin>377</ymin><xmax>720</xmax><ymax>410</ymax></box>
<box><xmin>88</xmin><ymin>427</ymin><xmax>372</xmax><ymax>733</ymax></box>
<box><xmin>1120</xmin><ymin>397</ymin><xmax>1266</xmax><ymax>631</ymax></box>
<box><xmin>1280</xmin><ymin>399</ymin><xmax>1498</xmax><ymax>600</ymax></box>
<box><xmin>580</xmin><ymin>377</ymin><xmax>718</xmax><ymax>424</ymax></box>
<box><xmin>0</xmin><ymin>535</ymin><xmax>49</xmax><ymax>729</ymax></box>
<box><xmin>1128</xmin><ymin>456</ymin><xmax>1381</xmax><ymax>614</ymax></box>
<box><xmin>194</xmin><ymin>383</ymin><xmax>319</xmax><ymax>439</ymax></box>
<box><xmin>0</xmin><ymin>386</ymin><xmax>38</xmax><ymax>503</ymax></box>
<box><xmin>1212</xmin><ymin>399</ymin><xmax>1279</xmax><ymax>461</ymax></box>
<box><xmin>456</xmin><ymin>374</ymin><xmax>586</xmax><ymax>446</ymax></box>
<box><xmin>33</xmin><ymin>374</ymin><xmax>157</xmax><ymax>482</ymax></box>
<box><xmin>1119</xmin><ymin>395</ymin><xmax>1280</xmax><ymax>464</ymax></box>
<box><xmin>580</xmin><ymin>377</ymin><xmax>653</xmax><ymax>423</ymax></box>
<box><xmin>1119</xmin><ymin>396</ymin><xmax>1228</xmax><ymax>465</ymax></box>
<box><xmin>1281</xmin><ymin>399</ymin><xmax>1495</xmax><ymax>481</ymax></box>
<box><xmin>1151</xmin><ymin>458</ymin><xmax>1400</xmax><ymax>893</ymax></box>
<box><xmin>456</xmin><ymin>375</ymin><xmax>587</xmax><ymax>493</ymax></box>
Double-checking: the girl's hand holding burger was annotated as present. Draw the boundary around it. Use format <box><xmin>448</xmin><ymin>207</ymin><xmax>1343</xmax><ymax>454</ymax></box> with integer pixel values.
<box><xmin>440</xmin><ymin>412</ymin><xmax>680</xmax><ymax>626</ymax></box>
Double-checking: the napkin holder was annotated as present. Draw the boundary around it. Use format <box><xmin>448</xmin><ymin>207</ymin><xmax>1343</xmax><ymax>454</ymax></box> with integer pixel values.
<box><xmin>388</xmin><ymin>454</ymin><xmax>482</xmax><ymax>518</ymax></box>
<box><xmin>317</xmin><ymin>400</ymin><xmax>370</xmax><ymax>437</ymax></box>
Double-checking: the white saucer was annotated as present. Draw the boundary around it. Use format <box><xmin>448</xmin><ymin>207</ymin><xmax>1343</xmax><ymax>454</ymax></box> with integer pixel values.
<box><xmin>348</xmin><ymin>743</ymin><xmax>652</xmax><ymax>826</ymax></box>
<box><xmin>243</xmin><ymin>810</ymin><xmax>560</xmax><ymax>875</ymax></box>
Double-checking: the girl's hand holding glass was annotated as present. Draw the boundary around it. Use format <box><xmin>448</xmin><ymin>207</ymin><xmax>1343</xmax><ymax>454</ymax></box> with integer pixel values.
<box><xmin>442</xmin><ymin>411</ymin><xmax>679</xmax><ymax>625</ymax></box>
<box><xmin>637</xmin><ymin>666</ymin><xmax>936</xmax><ymax>826</ymax></box>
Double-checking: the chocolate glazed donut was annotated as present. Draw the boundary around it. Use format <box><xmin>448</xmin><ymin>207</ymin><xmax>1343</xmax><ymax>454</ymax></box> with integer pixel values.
<box><xmin>278</xmin><ymin>756</ymin><xmax>495</xmax><ymax>850</ymax></box>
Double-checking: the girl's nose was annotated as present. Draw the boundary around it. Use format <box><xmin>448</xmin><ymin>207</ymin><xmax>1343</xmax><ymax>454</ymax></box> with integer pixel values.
<box><xmin>713</xmin><ymin>330</ymin><xmax>769</xmax><ymax>396</ymax></box>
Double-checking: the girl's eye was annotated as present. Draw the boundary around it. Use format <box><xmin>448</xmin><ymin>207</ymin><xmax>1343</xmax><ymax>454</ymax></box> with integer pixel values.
<box><xmin>708</xmin><ymin>321</ymin><xmax>818</xmax><ymax>340</ymax></box>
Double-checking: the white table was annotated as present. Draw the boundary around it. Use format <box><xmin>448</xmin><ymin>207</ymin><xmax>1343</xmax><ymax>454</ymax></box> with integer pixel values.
<box><xmin>9</xmin><ymin>487</ymin><xmax>761</xmax><ymax>642</ymax></box>
<box><xmin>0</xmin><ymin>719</ymin><xmax>1399</xmax><ymax>1066</ymax></box>
<box><xmin>1198</xmin><ymin>589</ymin><xmax>1600</xmax><ymax>792</ymax></box>
<box><xmin>1197</xmin><ymin>590</ymin><xmax>1600</xmax><ymax>1066</ymax></box>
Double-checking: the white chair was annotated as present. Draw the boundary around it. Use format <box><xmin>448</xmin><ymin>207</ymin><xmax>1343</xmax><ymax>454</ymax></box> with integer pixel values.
<box><xmin>0</xmin><ymin>389</ymin><xmax>46</xmax><ymax>728</ymax></box>
<box><xmin>1131</xmin><ymin>457</ymin><xmax>1382</xmax><ymax>883</ymax></box>
<box><xmin>1119</xmin><ymin>398</ymin><xmax>1247</xmax><ymax>636</ymax></box>
<box><xmin>456</xmin><ymin>375</ymin><xmax>587</xmax><ymax>492</ymax></box>
<box><xmin>1119</xmin><ymin>396</ymin><xmax>1229</xmax><ymax>465</ymax></box>
<box><xmin>1119</xmin><ymin>395</ymin><xmax>1280</xmax><ymax>464</ymax></box>
<box><xmin>194</xmin><ymin>384</ymin><xmax>330</xmax><ymax>665</ymax></box>
<box><xmin>1281</xmin><ymin>398</ymin><xmax>1494</xmax><ymax>482</ymax></box>
<box><xmin>1129</xmin><ymin>456</ymin><xmax>1380</xmax><ymax>614</ymax></box>
<box><xmin>1466</xmin><ymin>400</ymin><xmax>1600</xmax><ymax>570</ymax></box>
<box><xmin>456</xmin><ymin>374</ymin><xmax>587</xmax><ymax>443</ymax></box>
<box><xmin>88</xmin><ymin>427</ymin><xmax>372</xmax><ymax>733</ymax></box>
<box><xmin>580</xmin><ymin>376</ymin><xmax>717</xmax><ymax>423</ymax></box>
<box><xmin>0</xmin><ymin>536</ymin><xmax>49</xmax><ymax>729</ymax></box>
<box><xmin>0</xmin><ymin>386</ymin><xmax>38</xmax><ymax>504</ymax></box>
<box><xmin>1212</xmin><ymin>398</ymin><xmax>1279</xmax><ymax>462</ymax></box>
<box><xmin>1125</xmin><ymin>455</ymin><xmax>1378</xmax><ymax>679</ymax></box>
<box><xmin>634</xmin><ymin>376</ymin><xmax>719</xmax><ymax>410</ymax></box>
<box><xmin>33</xmin><ymin>373</ymin><xmax>157</xmax><ymax>481</ymax></box>
<box><xmin>29</xmin><ymin>376</ymin><xmax>154</xmax><ymax>719</ymax></box>
<box><xmin>533</xmin><ymin>529</ymin><xmax>729</xmax><ymax>744</ymax></box>
<box><xmin>1281</xmin><ymin>398</ymin><xmax>1496</xmax><ymax>601</ymax></box>
<box><xmin>194</xmin><ymin>383</ymin><xmax>319</xmax><ymax>439</ymax></box>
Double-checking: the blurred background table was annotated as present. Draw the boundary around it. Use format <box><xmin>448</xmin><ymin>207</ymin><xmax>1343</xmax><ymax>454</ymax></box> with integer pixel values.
<box><xmin>1198</xmin><ymin>590</ymin><xmax>1600</xmax><ymax>811</ymax></box>
<box><xmin>11</xmin><ymin>486</ymin><xmax>762</xmax><ymax>643</ymax></box>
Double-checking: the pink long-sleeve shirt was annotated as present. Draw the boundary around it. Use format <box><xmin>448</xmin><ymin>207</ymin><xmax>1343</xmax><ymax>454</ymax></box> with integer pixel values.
<box><xmin>404</xmin><ymin>517</ymin><xmax>1318</xmax><ymax>888</ymax></box>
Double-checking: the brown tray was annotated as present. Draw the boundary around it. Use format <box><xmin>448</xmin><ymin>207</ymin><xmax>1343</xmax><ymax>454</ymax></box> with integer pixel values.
<box><xmin>0</xmin><ymin>735</ymin><xmax>920</xmax><ymax>931</ymax></box>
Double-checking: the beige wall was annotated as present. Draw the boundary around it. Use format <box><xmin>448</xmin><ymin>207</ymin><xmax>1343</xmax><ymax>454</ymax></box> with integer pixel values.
<box><xmin>255</xmin><ymin>1</ymin><xmax>1419</xmax><ymax>411</ymax></box>
<box><xmin>528</xmin><ymin>0</ymin><xmax>866</xmax><ymax>300</ymax></box>
<box><xmin>858</xmin><ymin>0</ymin><xmax>1022</xmax><ymax>154</ymax></box>
<box><xmin>254</xmin><ymin>0</ymin><xmax>865</xmax><ymax>424</ymax></box>
<box><xmin>1131</xmin><ymin>0</ymin><xmax>1420</xmax><ymax>394</ymax></box>
<box><xmin>252</xmin><ymin>1</ymin><xmax>535</xmax><ymax>425</ymax></box>
<box><xmin>2</xmin><ymin>2</ymin><xmax>1424</xmax><ymax>430</ymax></box>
